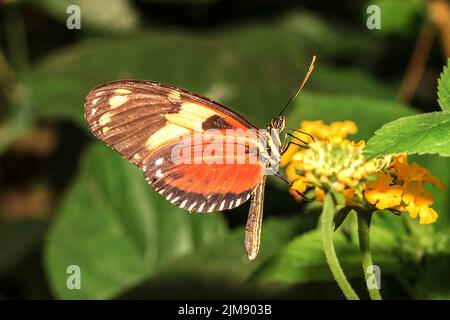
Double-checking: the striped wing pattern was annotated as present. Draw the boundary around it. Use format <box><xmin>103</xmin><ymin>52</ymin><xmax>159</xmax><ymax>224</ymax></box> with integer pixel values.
<box><xmin>84</xmin><ymin>80</ymin><xmax>265</xmax><ymax>212</ymax></box>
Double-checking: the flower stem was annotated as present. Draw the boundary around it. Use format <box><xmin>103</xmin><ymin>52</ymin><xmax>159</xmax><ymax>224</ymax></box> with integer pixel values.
<box><xmin>357</xmin><ymin>209</ymin><xmax>382</xmax><ymax>300</ymax></box>
<box><xmin>321</xmin><ymin>192</ymin><xmax>359</xmax><ymax>300</ymax></box>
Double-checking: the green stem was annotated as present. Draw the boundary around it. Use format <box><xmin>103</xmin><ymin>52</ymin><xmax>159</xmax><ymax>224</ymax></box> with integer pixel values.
<box><xmin>357</xmin><ymin>210</ymin><xmax>382</xmax><ymax>300</ymax></box>
<box><xmin>321</xmin><ymin>192</ymin><xmax>359</xmax><ymax>300</ymax></box>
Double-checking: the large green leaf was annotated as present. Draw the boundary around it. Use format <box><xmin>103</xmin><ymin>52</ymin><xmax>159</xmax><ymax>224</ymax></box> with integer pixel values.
<box><xmin>0</xmin><ymin>220</ymin><xmax>48</xmax><ymax>276</ymax></box>
<box><xmin>364</xmin><ymin>111</ymin><xmax>450</xmax><ymax>158</ymax></box>
<box><xmin>286</xmin><ymin>92</ymin><xmax>416</xmax><ymax>140</ymax></box>
<box><xmin>251</xmin><ymin>213</ymin><xmax>401</xmax><ymax>284</ymax></box>
<box><xmin>26</xmin><ymin>0</ymin><xmax>140</xmax><ymax>33</ymax></box>
<box><xmin>413</xmin><ymin>242</ymin><xmax>450</xmax><ymax>299</ymax></box>
<box><xmin>122</xmin><ymin>214</ymin><xmax>318</xmax><ymax>299</ymax></box>
<box><xmin>311</xmin><ymin>66</ymin><xmax>395</xmax><ymax>100</ymax></box>
<box><xmin>44</xmin><ymin>142</ymin><xmax>227</xmax><ymax>299</ymax></box>
<box><xmin>438</xmin><ymin>59</ymin><xmax>450</xmax><ymax>112</ymax></box>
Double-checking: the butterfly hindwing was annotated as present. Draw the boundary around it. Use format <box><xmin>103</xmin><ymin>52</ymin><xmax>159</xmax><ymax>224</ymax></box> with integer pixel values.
<box><xmin>84</xmin><ymin>80</ymin><xmax>265</xmax><ymax>212</ymax></box>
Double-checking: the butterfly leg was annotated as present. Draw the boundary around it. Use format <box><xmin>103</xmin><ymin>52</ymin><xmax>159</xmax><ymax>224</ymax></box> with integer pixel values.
<box><xmin>280</xmin><ymin>130</ymin><xmax>313</xmax><ymax>155</ymax></box>
<box><xmin>275</xmin><ymin>171</ymin><xmax>312</xmax><ymax>202</ymax></box>
<box><xmin>286</xmin><ymin>128</ymin><xmax>315</xmax><ymax>142</ymax></box>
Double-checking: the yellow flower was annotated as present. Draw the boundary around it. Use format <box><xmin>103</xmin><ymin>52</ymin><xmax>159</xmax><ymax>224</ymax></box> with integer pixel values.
<box><xmin>285</xmin><ymin>121</ymin><xmax>445</xmax><ymax>225</ymax></box>
<box><xmin>401</xmin><ymin>181</ymin><xmax>437</xmax><ymax>224</ymax></box>
<box><xmin>342</xmin><ymin>188</ymin><xmax>358</xmax><ymax>206</ymax></box>
<box><xmin>392</xmin><ymin>154</ymin><xmax>445</xmax><ymax>191</ymax></box>
<box><xmin>280</xmin><ymin>120</ymin><xmax>356</xmax><ymax>167</ymax></box>
<box><xmin>363</xmin><ymin>153</ymin><xmax>444</xmax><ymax>224</ymax></box>
<box><xmin>315</xmin><ymin>187</ymin><xmax>325</xmax><ymax>202</ymax></box>
<box><xmin>287</xmin><ymin>122</ymin><xmax>380</xmax><ymax>193</ymax></box>
<box><xmin>289</xmin><ymin>178</ymin><xmax>309</xmax><ymax>202</ymax></box>
<box><xmin>299</xmin><ymin>120</ymin><xmax>357</xmax><ymax>141</ymax></box>
<box><xmin>364</xmin><ymin>171</ymin><xmax>403</xmax><ymax>210</ymax></box>
<box><xmin>285</xmin><ymin>159</ymin><xmax>302</xmax><ymax>182</ymax></box>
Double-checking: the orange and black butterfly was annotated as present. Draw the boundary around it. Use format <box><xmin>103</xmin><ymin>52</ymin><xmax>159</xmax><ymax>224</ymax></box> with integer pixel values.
<box><xmin>84</xmin><ymin>56</ymin><xmax>316</xmax><ymax>260</ymax></box>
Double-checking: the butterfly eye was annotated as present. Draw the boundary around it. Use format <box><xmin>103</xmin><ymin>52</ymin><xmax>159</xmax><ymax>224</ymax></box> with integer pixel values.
<box><xmin>270</xmin><ymin>116</ymin><xmax>285</xmax><ymax>131</ymax></box>
<box><xmin>278</xmin><ymin>116</ymin><xmax>286</xmax><ymax>131</ymax></box>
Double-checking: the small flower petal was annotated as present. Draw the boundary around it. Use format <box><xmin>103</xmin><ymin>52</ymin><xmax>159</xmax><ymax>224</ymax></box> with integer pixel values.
<box><xmin>364</xmin><ymin>172</ymin><xmax>403</xmax><ymax>210</ymax></box>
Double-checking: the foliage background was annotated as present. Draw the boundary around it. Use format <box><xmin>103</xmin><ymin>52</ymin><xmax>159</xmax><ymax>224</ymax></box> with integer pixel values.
<box><xmin>0</xmin><ymin>0</ymin><xmax>449</xmax><ymax>299</ymax></box>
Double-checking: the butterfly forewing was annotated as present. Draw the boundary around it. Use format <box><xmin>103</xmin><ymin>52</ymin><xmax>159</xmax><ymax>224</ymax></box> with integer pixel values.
<box><xmin>84</xmin><ymin>80</ymin><xmax>265</xmax><ymax>212</ymax></box>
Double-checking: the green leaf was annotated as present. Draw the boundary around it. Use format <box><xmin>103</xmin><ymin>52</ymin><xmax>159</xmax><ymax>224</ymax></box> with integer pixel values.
<box><xmin>0</xmin><ymin>89</ymin><xmax>33</xmax><ymax>155</ymax></box>
<box><xmin>25</xmin><ymin>0</ymin><xmax>140</xmax><ymax>33</ymax></box>
<box><xmin>0</xmin><ymin>114</ymin><xmax>31</xmax><ymax>155</ymax></box>
<box><xmin>414</xmin><ymin>251</ymin><xmax>450</xmax><ymax>299</ymax></box>
<box><xmin>252</xmin><ymin>213</ymin><xmax>400</xmax><ymax>284</ymax></box>
<box><xmin>312</xmin><ymin>66</ymin><xmax>395</xmax><ymax>100</ymax></box>
<box><xmin>287</xmin><ymin>92</ymin><xmax>416</xmax><ymax>141</ymax></box>
<box><xmin>366</xmin><ymin>0</ymin><xmax>424</xmax><ymax>34</ymax></box>
<box><xmin>0</xmin><ymin>220</ymin><xmax>48</xmax><ymax>276</ymax></box>
<box><xmin>438</xmin><ymin>59</ymin><xmax>450</xmax><ymax>112</ymax></box>
<box><xmin>44</xmin><ymin>142</ymin><xmax>227</xmax><ymax>299</ymax></box>
<box><xmin>364</xmin><ymin>111</ymin><xmax>450</xmax><ymax>159</ymax></box>
<box><xmin>123</xmin><ymin>215</ymin><xmax>317</xmax><ymax>299</ymax></box>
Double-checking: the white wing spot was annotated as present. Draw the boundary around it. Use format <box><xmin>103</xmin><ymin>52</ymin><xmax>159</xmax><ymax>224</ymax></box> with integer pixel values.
<box><xmin>236</xmin><ymin>198</ymin><xmax>241</xmax><ymax>207</ymax></box>
<box><xmin>219</xmin><ymin>200</ymin><xmax>226</xmax><ymax>211</ymax></box>
<box><xmin>188</xmin><ymin>201</ymin><xmax>197</xmax><ymax>211</ymax></box>
<box><xmin>155</xmin><ymin>157</ymin><xmax>164</xmax><ymax>166</ymax></box>
<box><xmin>228</xmin><ymin>200</ymin><xmax>234</xmax><ymax>209</ymax></box>
<box><xmin>168</xmin><ymin>91</ymin><xmax>181</xmax><ymax>100</ymax></box>
<box><xmin>109</xmin><ymin>95</ymin><xmax>128</xmax><ymax>108</ymax></box>
<box><xmin>133</xmin><ymin>153</ymin><xmax>140</xmax><ymax>160</ymax></box>
<box><xmin>166</xmin><ymin>193</ymin><xmax>173</xmax><ymax>201</ymax></box>
<box><xmin>171</xmin><ymin>196</ymin><xmax>180</xmax><ymax>204</ymax></box>
<box><xmin>92</xmin><ymin>98</ymin><xmax>100</xmax><ymax>106</ymax></box>
<box><xmin>159</xmin><ymin>189</ymin><xmax>166</xmax><ymax>195</ymax></box>
<box><xmin>155</xmin><ymin>169</ymin><xmax>164</xmax><ymax>178</ymax></box>
<box><xmin>198</xmin><ymin>203</ymin><xmax>206</xmax><ymax>212</ymax></box>
<box><xmin>95</xmin><ymin>91</ymin><xmax>105</xmax><ymax>96</ymax></box>
<box><xmin>208</xmin><ymin>203</ymin><xmax>216</xmax><ymax>212</ymax></box>
<box><xmin>99</xmin><ymin>112</ymin><xmax>111</xmax><ymax>126</ymax></box>
<box><xmin>180</xmin><ymin>199</ymin><xmax>188</xmax><ymax>209</ymax></box>
<box><xmin>114</xmin><ymin>89</ymin><xmax>132</xmax><ymax>94</ymax></box>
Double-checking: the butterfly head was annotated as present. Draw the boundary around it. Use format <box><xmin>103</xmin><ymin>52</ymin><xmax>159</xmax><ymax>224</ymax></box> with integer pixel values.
<box><xmin>270</xmin><ymin>116</ymin><xmax>286</xmax><ymax>132</ymax></box>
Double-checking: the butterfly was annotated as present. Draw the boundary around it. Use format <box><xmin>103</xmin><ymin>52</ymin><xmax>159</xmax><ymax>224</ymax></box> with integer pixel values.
<box><xmin>84</xmin><ymin>56</ymin><xmax>316</xmax><ymax>260</ymax></box>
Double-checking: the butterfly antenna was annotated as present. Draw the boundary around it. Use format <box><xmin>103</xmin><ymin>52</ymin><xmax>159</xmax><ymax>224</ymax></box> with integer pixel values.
<box><xmin>277</xmin><ymin>55</ymin><xmax>316</xmax><ymax>118</ymax></box>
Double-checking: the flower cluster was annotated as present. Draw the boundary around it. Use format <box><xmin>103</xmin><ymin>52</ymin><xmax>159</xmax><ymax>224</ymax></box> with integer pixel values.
<box><xmin>283</xmin><ymin>121</ymin><xmax>445</xmax><ymax>224</ymax></box>
<box><xmin>365</xmin><ymin>153</ymin><xmax>445</xmax><ymax>224</ymax></box>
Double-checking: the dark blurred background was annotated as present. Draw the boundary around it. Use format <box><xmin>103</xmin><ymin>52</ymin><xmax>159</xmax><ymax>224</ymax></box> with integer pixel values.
<box><xmin>0</xmin><ymin>0</ymin><xmax>449</xmax><ymax>300</ymax></box>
